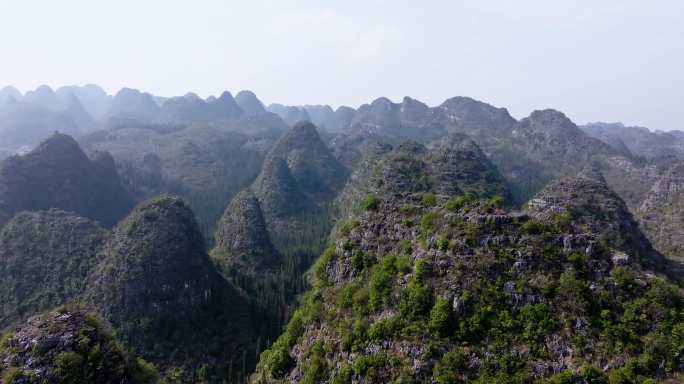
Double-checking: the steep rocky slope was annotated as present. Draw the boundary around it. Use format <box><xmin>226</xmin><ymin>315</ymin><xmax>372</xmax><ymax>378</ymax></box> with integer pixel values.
<box><xmin>583</xmin><ymin>122</ymin><xmax>684</xmax><ymax>160</ymax></box>
<box><xmin>335</xmin><ymin>134</ymin><xmax>508</xmax><ymax>222</ymax></box>
<box><xmin>526</xmin><ymin>167</ymin><xmax>669</xmax><ymax>273</ymax></box>
<box><xmin>637</xmin><ymin>162</ymin><xmax>684</xmax><ymax>263</ymax></box>
<box><xmin>241</xmin><ymin>123</ymin><xmax>352</xmax><ymax>338</ymax></box>
<box><xmin>86</xmin><ymin>196</ymin><xmax>255</xmax><ymax>381</ymax></box>
<box><xmin>343</xmin><ymin>96</ymin><xmax>625</xmax><ymax>203</ymax></box>
<box><xmin>236</xmin><ymin>90</ymin><xmax>267</xmax><ymax>115</ymax></box>
<box><xmin>598</xmin><ymin>155</ymin><xmax>666</xmax><ymax>210</ymax></box>
<box><xmin>252</xmin><ymin>121</ymin><xmax>348</xmax><ymax>226</ymax></box>
<box><xmin>0</xmin><ymin>210</ymin><xmax>108</xmax><ymax>328</ymax></box>
<box><xmin>254</xmin><ymin>154</ymin><xmax>682</xmax><ymax>383</ymax></box>
<box><xmin>0</xmin><ymin>133</ymin><xmax>133</xmax><ymax>227</ymax></box>
<box><xmin>0</xmin><ymin>309</ymin><xmax>158</xmax><ymax>383</ymax></box>
<box><xmin>81</xmin><ymin>124</ymin><xmax>270</xmax><ymax>234</ymax></box>
<box><xmin>213</xmin><ymin>190</ymin><xmax>280</xmax><ymax>279</ymax></box>
<box><xmin>491</xmin><ymin>109</ymin><xmax>617</xmax><ymax>202</ymax></box>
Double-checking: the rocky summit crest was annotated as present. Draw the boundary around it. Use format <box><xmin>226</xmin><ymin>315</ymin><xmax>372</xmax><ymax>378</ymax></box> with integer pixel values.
<box><xmin>527</xmin><ymin>168</ymin><xmax>669</xmax><ymax>272</ymax></box>
<box><xmin>0</xmin><ymin>309</ymin><xmax>157</xmax><ymax>384</ymax></box>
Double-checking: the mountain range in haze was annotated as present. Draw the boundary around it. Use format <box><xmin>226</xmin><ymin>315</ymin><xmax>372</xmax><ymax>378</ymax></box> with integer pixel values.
<box><xmin>2</xmin><ymin>82</ymin><xmax>684</xmax><ymax>383</ymax></box>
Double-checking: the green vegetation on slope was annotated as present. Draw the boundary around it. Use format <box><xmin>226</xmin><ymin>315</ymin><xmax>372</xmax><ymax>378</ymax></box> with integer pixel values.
<box><xmin>253</xmin><ymin>191</ymin><xmax>684</xmax><ymax>383</ymax></box>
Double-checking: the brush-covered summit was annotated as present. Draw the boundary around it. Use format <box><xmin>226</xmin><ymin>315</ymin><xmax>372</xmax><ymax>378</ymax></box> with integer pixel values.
<box><xmin>0</xmin><ymin>309</ymin><xmax>158</xmax><ymax>384</ymax></box>
<box><xmin>213</xmin><ymin>190</ymin><xmax>280</xmax><ymax>278</ymax></box>
<box><xmin>0</xmin><ymin>132</ymin><xmax>133</xmax><ymax>227</ymax></box>
<box><xmin>335</xmin><ymin>134</ymin><xmax>508</xmax><ymax>220</ymax></box>
<box><xmin>527</xmin><ymin>166</ymin><xmax>669</xmax><ymax>273</ymax></box>
<box><xmin>252</xmin><ymin>121</ymin><xmax>348</xmax><ymax>221</ymax></box>
<box><xmin>254</xmin><ymin>157</ymin><xmax>683</xmax><ymax>383</ymax></box>
<box><xmin>86</xmin><ymin>195</ymin><xmax>255</xmax><ymax>378</ymax></box>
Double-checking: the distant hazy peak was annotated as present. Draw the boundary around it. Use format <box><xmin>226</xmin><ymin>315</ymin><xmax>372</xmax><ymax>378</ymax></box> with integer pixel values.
<box><xmin>235</xmin><ymin>89</ymin><xmax>266</xmax><ymax>114</ymax></box>
<box><xmin>32</xmin><ymin>131</ymin><xmax>88</xmax><ymax>158</ymax></box>
<box><xmin>108</xmin><ymin>87</ymin><xmax>160</xmax><ymax>122</ymax></box>
<box><xmin>440</xmin><ymin>96</ymin><xmax>514</xmax><ymax>119</ymax></box>
<box><xmin>0</xmin><ymin>85</ymin><xmax>22</xmax><ymax>101</ymax></box>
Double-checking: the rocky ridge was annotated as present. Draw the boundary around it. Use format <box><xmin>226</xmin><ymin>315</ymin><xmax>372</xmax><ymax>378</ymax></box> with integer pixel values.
<box><xmin>253</xmin><ymin>159</ymin><xmax>683</xmax><ymax>383</ymax></box>
<box><xmin>637</xmin><ymin>162</ymin><xmax>684</xmax><ymax>263</ymax></box>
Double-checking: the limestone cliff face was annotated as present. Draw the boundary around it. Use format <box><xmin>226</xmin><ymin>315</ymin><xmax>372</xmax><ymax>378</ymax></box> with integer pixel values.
<box><xmin>0</xmin><ymin>210</ymin><xmax>108</xmax><ymax>328</ymax></box>
<box><xmin>637</xmin><ymin>162</ymin><xmax>684</xmax><ymax>262</ymax></box>
<box><xmin>0</xmin><ymin>133</ymin><xmax>133</xmax><ymax>227</ymax></box>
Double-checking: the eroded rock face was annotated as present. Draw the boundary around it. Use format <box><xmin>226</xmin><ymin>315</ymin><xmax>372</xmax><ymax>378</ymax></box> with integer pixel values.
<box><xmin>527</xmin><ymin>167</ymin><xmax>667</xmax><ymax>271</ymax></box>
<box><xmin>0</xmin><ymin>210</ymin><xmax>108</xmax><ymax>328</ymax></box>
<box><xmin>0</xmin><ymin>132</ymin><xmax>133</xmax><ymax>227</ymax></box>
<box><xmin>637</xmin><ymin>162</ymin><xmax>684</xmax><ymax>262</ymax></box>
<box><xmin>213</xmin><ymin>190</ymin><xmax>279</xmax><ymax>276</ymax></box>
<box><xmin>0</xmin><ymin>310</ymin><xmax>157</xmax><ymax>384</ymax></box>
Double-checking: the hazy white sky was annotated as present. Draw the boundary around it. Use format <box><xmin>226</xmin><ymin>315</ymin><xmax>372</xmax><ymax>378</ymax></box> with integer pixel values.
<box><xmin>0</xmin><ymin>0</ymin><xmax>682</xmax><ymax>130</ymax></box>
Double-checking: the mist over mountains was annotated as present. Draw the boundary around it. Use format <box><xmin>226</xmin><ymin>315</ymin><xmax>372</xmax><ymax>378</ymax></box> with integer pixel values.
<box><xmin>2</xmin><ymin>83</ymin><xmax>684</xmax><ymax>383</ymax></box>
